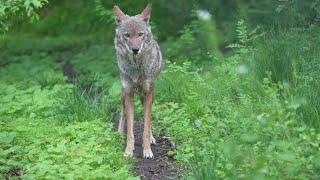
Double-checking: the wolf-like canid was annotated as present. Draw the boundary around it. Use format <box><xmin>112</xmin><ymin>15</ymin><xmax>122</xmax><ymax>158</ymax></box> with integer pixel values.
<box><xmin>113</xmin><ymin>4</ymin><xmax>164</xmax><ymax>158</ymax></box>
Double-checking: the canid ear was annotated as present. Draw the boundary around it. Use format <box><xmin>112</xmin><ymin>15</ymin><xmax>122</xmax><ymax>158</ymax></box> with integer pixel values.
<box><xmin>140</xmin><ymin>3</ymin><xmax>152</xmax><ymax>23</ymax></box>
<box><xmin>113</xmin><ymin>6</ymin><xmax>126</xmax><ymax>24</ymax></box>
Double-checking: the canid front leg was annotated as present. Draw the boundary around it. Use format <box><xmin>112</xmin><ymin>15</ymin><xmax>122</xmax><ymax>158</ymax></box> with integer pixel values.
<box><xmin>124</xmin><ymin>90</ymin><xmax>134</xmax><ymax>156</ymax></box>
<box><xmin>140</xmin><ymin>95</ymin><xmax>156</xmax><ymax>145</ymax></box>
<box><xmin>143</xmin><ymin>90</ymin><xmax>154</xmax><ymax>158</ymax></box>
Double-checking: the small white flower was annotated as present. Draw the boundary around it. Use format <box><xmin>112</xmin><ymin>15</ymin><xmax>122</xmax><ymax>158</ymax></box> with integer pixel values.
<box><xmin>194</xmin><ymin>119</ymin><xmax>201</xmax><ymax>128</ymax></box>
<box><xmin>283</xmin><ymin>81</ymin><xmax>291</xmax><ymax>89</ymax></box>
<box><xmin>196</xmin><ymin>10</ymin><xmax>212</xmax><ymax>21</ymax></box>
<box><xmin>236</xmin><ymin>64</ymin><xmax>248</xmax><ymax>74</ymax></box>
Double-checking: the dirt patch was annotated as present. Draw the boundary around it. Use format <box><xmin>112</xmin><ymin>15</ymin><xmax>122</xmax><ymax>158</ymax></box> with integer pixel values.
<box><xmin>57</xmin><ymin>60</ymin><xmax>77</xmax><ymax>83</ymax></box>
<box><xmin>131</xmin><ymin>119</ymin><xmax>180</xmax><ymax>180</ymax></box>
<box><xmin>219</xmin><ymin>43</ymin><xmax>233</xmax><ymax>54</ymax></box>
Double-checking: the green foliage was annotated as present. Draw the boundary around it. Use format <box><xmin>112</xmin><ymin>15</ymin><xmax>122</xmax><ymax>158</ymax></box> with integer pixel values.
<box><xmin>0</xmin><ymin>50</ymin><xmax>135</xmax><ymax>179</ymax></box>
<box><xmin>22</xmin><ymin>120</ymin><xmax>131</xmax><ymax>179</ymax></box>
<box><xmin>153</xmin><ymin>48</ymin><xmax>320</xmax><ymax>179</ymax></box>
<box><xmin>154</xmin><ymin>18</ymin><xmax>320</xmax><ymax>179</ymax></box>
<box><xmin>313</xmin><ymin>0</ymin><xmax>320</xmax><ymax>22</ymax></box>
<box><xmin>253</xmin><ymin>28</ymin><xmax>320</xmax><ymax>128</ymax></box>
<box><xmin>1</xmin><ymin>0</ymin><xmax>320</xmax><ymax>179</ymax></box>
<box><xmin>163</xmin><ymin>25</ymin><xmax>219</xmax><ymax>67</ymax></box>
<box><xmin>94</xmin><ymin>0</ymin><xmax>114</xmax><ymax>24</ymax></box>
<box><xmin>229</xmin><ymin>20</ymin><xmax>263</xmax><ymax>51</ymax></box>
<box><xmin>0</xmin><ymin>0</ymin><xmax>48</xmax><ymax>32</ymax></box>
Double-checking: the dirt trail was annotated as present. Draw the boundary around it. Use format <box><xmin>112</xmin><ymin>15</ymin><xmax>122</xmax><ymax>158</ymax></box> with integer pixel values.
<box><xmin>57</xmin><ymin>61</ymin><xmax>76</xmax><ymax>83</ymax></box>
<box><xmin>58</xmin><ymin>60</ymin><xmax>180</xmax><ymax>179</ymax></box>
<box><xmin>130</xmin><ymin>119</ymin><xmax>179</xmax><ymax>179</ymax></box>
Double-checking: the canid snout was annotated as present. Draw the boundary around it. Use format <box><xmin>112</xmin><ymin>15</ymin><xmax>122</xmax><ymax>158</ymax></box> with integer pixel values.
<box><xmin>129</xmin><ymin>37</ymin><xmax>142</xmax><ymax>55</ymax></box>
<box><xmin>132</xmin><ymin>48</ymin><xmax>139</xmax><ymax>54</ymax></box>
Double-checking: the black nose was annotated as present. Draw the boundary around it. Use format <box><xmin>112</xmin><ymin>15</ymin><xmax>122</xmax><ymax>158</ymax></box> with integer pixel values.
<box><xmin>132</xmin><ymin>48</ymin><xmax>139</xmax><ymax>54</ymax></box>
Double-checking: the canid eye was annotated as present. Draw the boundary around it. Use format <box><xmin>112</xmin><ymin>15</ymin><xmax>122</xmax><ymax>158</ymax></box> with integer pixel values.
<box><xmin>138</xmin><ymin>32</ymin><xmax>144</xmax><ymax>37</ymax></box>
<box><xmin>124</xmin><ymin>33</ymin><xmax>130</xmax><ymax>38</ymax></box>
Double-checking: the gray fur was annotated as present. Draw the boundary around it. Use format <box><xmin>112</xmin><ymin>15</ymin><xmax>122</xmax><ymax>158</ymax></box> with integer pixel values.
<box><xmin>114</xmin><ymin>15</ymin><xmax>164</xmax><ymax>93</ymax></box>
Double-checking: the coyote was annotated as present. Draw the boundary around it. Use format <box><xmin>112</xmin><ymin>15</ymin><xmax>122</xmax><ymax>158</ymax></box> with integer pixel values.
<box><xmin>113</xmin><ymin>4</ymin><xmax>164</xmax><ymax>158</ymax></box>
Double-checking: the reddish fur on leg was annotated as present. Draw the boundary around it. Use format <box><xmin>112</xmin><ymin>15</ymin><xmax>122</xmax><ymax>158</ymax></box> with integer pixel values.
<box><xmin>143</xmin><ymin>90</ymin><xmax>154</xmax><ymax>158</ymax></box>
<box><xmin>124</xmin><ymin>90</ymin><xmax>134</xmax><ymax>156</ymax></box>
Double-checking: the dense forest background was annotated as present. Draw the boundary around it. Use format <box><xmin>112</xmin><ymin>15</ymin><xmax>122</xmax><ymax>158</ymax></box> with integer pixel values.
<box><xmin>4</xmin><ymin>1</ymin><xmax>320</xmax><ymax>40</ymax></box>
<box><xmin>1</xmin><ymin>0</ymin><xmax>320</xmax><ymax>179</ymax></box>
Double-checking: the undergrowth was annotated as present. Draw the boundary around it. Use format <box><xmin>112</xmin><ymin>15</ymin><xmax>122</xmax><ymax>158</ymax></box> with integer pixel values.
<box><xmin>0</xmin><ymin>51</ymin><xmax>135</xmax><ymax>179</ymax></box>
<box><xmin>44</xmin><ymin>20</ymin><xmax>319</xmax><ymax>179</ymax></box>
<box><xmin>1</xmin><ymin>17</ymin><xmax>319</xmax><ymax>179</ymax></box>
<box><xmin>152</xmin><ymin>20</ymin><xmax>320</xmax><ymax>179</ymax></box>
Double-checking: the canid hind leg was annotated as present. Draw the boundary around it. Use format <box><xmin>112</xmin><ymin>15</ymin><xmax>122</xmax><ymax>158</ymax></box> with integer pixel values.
<box><xmin>150</xmin><ymin>128</ymin><xmax>156</xmax><ymax>145</ymax></box>
<box><xmin>118</xmin><ymin>93</ymin><xmax>126</xmax><ymax>133</ymax></box>
<box><xmin>118</xmin><ymin>106</ymin><xmax>125</xmax><ymax>133</ymax></box>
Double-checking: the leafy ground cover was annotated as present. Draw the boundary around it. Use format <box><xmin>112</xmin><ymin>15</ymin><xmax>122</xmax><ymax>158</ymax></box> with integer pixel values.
<box><xmin>0</xmin><ymin>48</ymin><xmax>135</xmax><ymax>179</ymax></box>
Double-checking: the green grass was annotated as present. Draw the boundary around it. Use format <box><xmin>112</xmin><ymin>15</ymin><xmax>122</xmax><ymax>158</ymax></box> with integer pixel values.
<box><xmin>253</xmin><ymin>28</ymin><xmax>320</xmax><ymax>128</ymax></box>
<box><xmin>154</xmin><ymin>59</ymin><xmax>320</xmax><ymax>179</ymax></box>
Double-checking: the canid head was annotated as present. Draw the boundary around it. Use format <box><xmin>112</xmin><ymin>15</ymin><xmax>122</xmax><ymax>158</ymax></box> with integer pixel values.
<box><xmin>114</xmin><ymin>4</ymin><xmax>153</xmax><ymax>55</ymax></box>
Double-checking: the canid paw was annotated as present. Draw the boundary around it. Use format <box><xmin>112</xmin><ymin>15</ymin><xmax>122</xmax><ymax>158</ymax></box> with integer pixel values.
<box><xmin>143</xmin><ymin>148</ymin><xmax>154</xmax><ymax>158</ymax></box>
<box><xmin>124</xmin><ymin>147</ymin><xmax>134</xmax><ymax>157</ymax></box>
<box><xmin>151</xmin><ymin>136</ymin><xmax>157</xmax><ymax>145</ymax></box>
